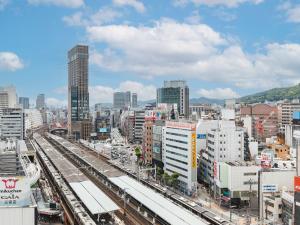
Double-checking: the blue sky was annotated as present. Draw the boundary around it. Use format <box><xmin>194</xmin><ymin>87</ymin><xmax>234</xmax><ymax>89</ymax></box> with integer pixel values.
<box><xmin>1</xmin><ymin>0</ymin><xmax>300</xmax><ymax>106</ymax></box>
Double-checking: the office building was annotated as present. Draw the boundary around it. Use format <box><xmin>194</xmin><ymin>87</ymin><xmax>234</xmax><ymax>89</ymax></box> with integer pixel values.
<box><xmin>19</xmin><ymin>97</ymin><xmax>29</xmax><ymax>109</ymax></box>
<box><xmin>215</xmin><ymin>161</ymin><xmax>260</xmax><ymax>206</ymax></box>
<box><xmin>36</xmin><ymin>94</ymin><xmax>45</xmax><ymax>109</ymax></box>
<box><xmin>200</xmin><ymin>120</ymin><xmax>244</xmax><ymax>185</ymax></box>
<box><xmin>163</xmin><ymin>121</ymin><xmax>197</xmax><ymax>194</ymax></box>
<box><xmin>67</xmin><ymin>45</ymin><xmax>90</xmax><ymax>140</ymax></box>
<box><xmin>113</xmin><ymin>91</ymin><xmax>131</xmax><ymax>109</ymax></box>
<box><xmin>0</xmin><ymin>85</ymin><xmax>17</xmax><ymax>109</ymax></box>
<box><xmin>94</xmin><ymin>111</ymin><xmax>111</xmax><ymax>140</ymax></box>
<box><xmin>240</xmin><ymin>104</ymin><xmax>278</xmax><ymax>141</ymax></box>
<box><xmin>0</xmin><ymin>108</ymin><xmax>24</xmax><ymax>140</ymax></box>
<box><xmin>278</xmin><ymin>102</ymin><xmax>300</xmax><ymax>133</ymax></box>
<box><xmin>132</xmin><ymin>93</ymin><xmax>138</xmax><ymax>108</ymax></box>
<box><xmin>157</xmin><ymin>80</ymin><xmax>189</xmax><ymax>118</ymax></box>
<box><xmin>134</xmin><ymin>110</ymin><xmax>145</xmax><ymax>143</ymax></box>
<box><xmin>152</xmin><ymin>121</ymin><xmax>165</xmax><ymax>169</ymax></box>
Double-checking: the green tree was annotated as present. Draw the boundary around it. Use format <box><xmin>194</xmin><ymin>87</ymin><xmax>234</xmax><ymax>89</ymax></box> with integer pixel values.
<box><xmin>170</xmin><ymin>172</ymin><xmax>179</xmax><ymax>189</ymax></box>
<box><xmin>135</xmin><ymin>146</ymin><xmax>142</xmax><ymax>160</ymax></box>
<box><xmin>162</xmin><ymin>173</ymin><xmax>170</xmax><ymax>186</ymax></box>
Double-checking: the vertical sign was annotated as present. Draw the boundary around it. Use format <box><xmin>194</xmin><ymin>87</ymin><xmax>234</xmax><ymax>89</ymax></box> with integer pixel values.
<box><xmin>191</xmin><ymin>132</ymin><xmax>197</xmax><ymax>168</ymax></box>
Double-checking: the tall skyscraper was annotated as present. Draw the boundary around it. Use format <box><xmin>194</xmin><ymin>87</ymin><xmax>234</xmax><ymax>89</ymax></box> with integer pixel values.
<box><xmin>156</xmin><ymin>80</ymin><xmax>189</xmax><ymax>118</ymax></box>
<box><xmin>19</xmin><ymin>97</ymin><xmax>30</xmax><ymax>109</ymax></box>
<box><xmin>36</xmin><ymin>94</ymin><xmax>45</xmax><ymax>109</ymax></box>
<box><xmin>132</xmin><ymin>93</ymin><xmax>138</xmax><ymax>108</ymax></box>
<box><xmin>68</xmin><ymin>45</ymin><xmax>90</xmax><ymax>140</ymax></box>
<box><xmin>113</xmin><ymin>91</ymin><xmax>131</xmax><ymax>109</ymax></box>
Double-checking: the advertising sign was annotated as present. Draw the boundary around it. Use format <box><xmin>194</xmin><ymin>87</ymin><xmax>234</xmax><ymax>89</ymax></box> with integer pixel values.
<box><xmin>0</xmin><ymin>177</ymin><xmax>31</xmax><ymax>207</ymax></box>
<box><xmin>295</xmin><ymin>176</ymin><xmax>300</xmax><ymax>192</ymax></box>
<box><xmin>191</xmin><ymin>132</ymin><xmax>197</xmax><ymax>168</ymax></box>
<box><xmin>262</xmin><ymin>184</ymin><xmax>278</xmax><ymax>193</ymax></box>
<box><xmin>261</xmin><ymin>152</ymin><xmax>272</xmax><ymax>168</ymax></box>
<box><xmin>197</xmin><ymin>134</ymin><xmax>206</xmax><ymax>139</ymax></box>
<box><xmin>99</xmin><ymin>128</ymin><xmax>108</xmax><ymax>133</ymax></box>
<box><xmin>166</xmin><ymin>121</ymin><xmax>196</xmax><ymax>131</ymax></box>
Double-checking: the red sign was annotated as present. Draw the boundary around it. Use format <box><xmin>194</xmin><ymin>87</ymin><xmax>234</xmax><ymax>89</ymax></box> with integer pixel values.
<box><xmin>294</xmin><ymin>176</ymin><xmax>300</xmax><ymax>192</ymax></box>
<box><xmin>166</xmin><ymin>121</ymin><xmax>196</xmax><ymax>131</ymax></box>
<box><xmin>2</xmin><ymin>178</ymin><xmax>18</xmax><ymax>189</ymax></box>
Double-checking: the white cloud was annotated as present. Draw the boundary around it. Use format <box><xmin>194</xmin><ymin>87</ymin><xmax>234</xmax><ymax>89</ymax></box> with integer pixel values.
<box><xmin>28</xmin><ymin>0</ymin><xmax>84</xmax><ymax>8</ymax></box>
<box><xmin>0</xmin><ymin>0</ymin><xmax>9</xmax><ymax>10</ymax></box>
<box><xmin>53</xmin><ymin>86</ymin><xmax>67</xmax><ymax>94</ymax></box>
<box><xmin>46</xmin><ymin>98</ymin><xmax>67</xmax><ymax>107</ymax></box>
<box><xmin>282</xmin><ymin>4</ymin><xmax>300</xmax><ymax>23</ymax></box>
<box><xmin>63</xmin><ymin>7</ymin><xmax>122</xmax><ymax>27</ymax></box>
<box><xmin>113</xmin><ymin>0</ymin><xmax>145</xmax><ymax>13</ymax></box>
<box><xmin>173</xmin><ymin>0</ymin><xmax>264</xmax><ymax>8</ymax></box>
<box><xmin>0</xmin><ymin>52</ymin><xmax>24</xmax><ymax>71</ymax></box>
<box><xmin>197</xmin><ymin>88</ymin><xmax>240</xmax><ymax>99</ymax></box>
<box><xmin>86</xmin><ymin>20</ymin><xmax>300</xmax><ymax>90</ymax></box>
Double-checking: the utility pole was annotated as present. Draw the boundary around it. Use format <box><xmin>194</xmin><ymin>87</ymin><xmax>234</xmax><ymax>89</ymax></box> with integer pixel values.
<box><xmin>247</xmin><ymin>178</ymin><xmax>255</xmax><ymax>225</ymax></box>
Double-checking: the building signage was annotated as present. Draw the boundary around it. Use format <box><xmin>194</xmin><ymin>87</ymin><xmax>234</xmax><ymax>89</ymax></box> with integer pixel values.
<box><xmin>0</xmin><ymin>177</ymin><xmax>31</xmax><ymax>207</ymax></box>
<box><xmin>197</xmin><ymin>134</ymin><xmax>206</xmax><ymax>139</ymax></box>
<box><xmin>295</xmin><ymin>176</ymin><xmax>300</xmax><ymax>192</ymax></box>
<box><xmin>262</xmin><ymin>184</ymin><xmax>278</xmax><ymax>193</ymax></box>
<box><xmin>166</xmin><ymin>121</ymin><xmax>196</xmax><ymax>131</ymax></box>
<box><xmin>213</xmin><ymin>161</ymin><xmax>218</xmax><ymax>178</ymax></box>
<box><xmin>191</xmin><ymin>133</ymin><xmax>197</xmax><ymax>168</ymax></box>
<box><xmin>99</xmin><ymin>128</ymin><xmax>107</xmax><ymax>133</ymax></box>
<box><xmin>261</xmin><ymin>152</ymin><xmax>272</xmax><ymax>168</ymax></box>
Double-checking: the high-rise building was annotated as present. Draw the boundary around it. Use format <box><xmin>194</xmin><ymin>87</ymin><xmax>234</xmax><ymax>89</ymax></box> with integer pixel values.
<box><xmin>162</xmin><ymin>121</ymin><xmax>197</xmax><ymax>194</ymax></box>
<box><xmin>36</xmin><ymin>94</ymin><xmax>45</xmax><ymax>109</ymax></box>
<box><xmin>113</xmin><ymin>91</ymin><xmax>131</xmax><ymax>109</ymax></box>
<box><xmin>0</xmin><ymin>108</ymin><xmax>24</xmax><ymax>140</ymax></box>
<box><xmin>0</xmin><ymin>85</ymin><xmax>17</xmax><ymax>109</ymax></box>
<box><xmin>67</xmin><ymin>45</ymin><xmax>90</xmax><ymax>140</ymax></box>
<box><xmin>19</xmin><ymin>97</ymin><xmax>29</xmax><ymax>109</ymax></box>
<box><xmin>278</xmin><ymin>102</ymin><xmax>300</xmax><ymax>133</ymax></box>
<box><xmin>240</xmin><ymin>104</ymin><xmax>278</xmax><ymax>141</ymax></box>
<box><xmin>157</xmin><ymin>80</ymin><xmax>189</xmax><ymax>118</ymax></box>
<box><xmin>132</xmin><ymin>93</ymin><xmax>138</xmax><ymax>108</ymax></box>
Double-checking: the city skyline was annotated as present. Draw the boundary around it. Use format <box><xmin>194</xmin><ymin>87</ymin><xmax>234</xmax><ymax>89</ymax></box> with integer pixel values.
<box><xmin>1</xmin><ymin>0</ymin><xmax>300</xmax><ymax>107</ymax></box>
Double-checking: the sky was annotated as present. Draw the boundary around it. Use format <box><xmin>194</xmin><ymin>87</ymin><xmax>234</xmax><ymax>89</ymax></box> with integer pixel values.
<box><xmin>1</xmin><ymin>0</ymin><xmax>300</xmax><ymax>107</ymax></box>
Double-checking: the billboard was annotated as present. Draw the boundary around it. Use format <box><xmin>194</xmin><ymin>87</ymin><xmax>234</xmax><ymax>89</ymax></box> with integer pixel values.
<box><xmin>99</xmin><ymin>128</ymin><xmax>108</xmax><ymax>133</ymax></box>
<box><xmin>261</xmin><ymin>152</ymin><xmax>272</xmax><ymax>168</ymax></box>
<box><xmin>262</xmin><ymin>184</ymin><xmax>278</xmax><ymax>193</ymax></box>
<box><xmin>295</xmin><ymin>176</ymin><xmax>300</xmax><ymax>192</ymax></box>
<box><xmin>0</xmin><ymin>177</ymin><xmax>31</xmax><ymax>207</ymax></box>
<box><xmin>191</xmin><ymin>132</ymin><xmax>197</xmax><ymax>168</ymax></box>
<box><xmin>197</xmin><ymin>134</ymin><xmax>206</xmax><ymax>139</ymax></box>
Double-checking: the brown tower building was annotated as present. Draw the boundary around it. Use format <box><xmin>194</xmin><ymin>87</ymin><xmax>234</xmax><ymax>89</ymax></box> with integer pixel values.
<box><xmin>67</xmin><ymin>45</ymin><xmax>90</xmax><ymax>140</ymax></box>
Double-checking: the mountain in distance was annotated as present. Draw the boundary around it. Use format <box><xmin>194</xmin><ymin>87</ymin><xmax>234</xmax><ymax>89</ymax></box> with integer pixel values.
<box><xmin>239</xmin><ymin>83</ymin><xmax>300</xmax><ymax>104</ymax></box>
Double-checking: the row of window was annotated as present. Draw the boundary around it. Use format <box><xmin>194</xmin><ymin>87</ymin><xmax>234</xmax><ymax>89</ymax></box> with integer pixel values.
<box><xmin>166</xmin><ymin>156</ymin><xmax>188</xmax><ymax>165</ymax></box>
<box><xmin>166</xmin><ymin>138</ymin><xmax>187</xmax><ymax>144</ymax></box>
<box><xmin>165</xmin><ymin>144</ymin><xmax>188</xmax><ymax>151</ymax></box>
<box><xmin>166</xmin><ymin>132</ymin><xmax>188</xmax><ymax>138</ymax></box>
<box><xmin>166</xmin><ymin>150</ymin><xmax>188</xmax><ymax>158</ymax></box>
<box><xmin>166</xmin><ymin>162</ymin><xmax>188</xmax><ymax>172</ymax></box>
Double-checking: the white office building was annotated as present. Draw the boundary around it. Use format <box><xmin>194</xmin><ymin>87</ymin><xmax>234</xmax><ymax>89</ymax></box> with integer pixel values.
<box><xmin>0</xmin><ymin>85</ymin><xmax>17</xmax><ymax>109</ymax></box>
<box><xmin>163</xmin><ymin>121</ymin><xmax>197</xmax><ymax>194</ymax></box>
<box><xmin>0</xmin><ymin>108</ymin><xmax>24</xmax><ymax>140</ymax></box>
<box><xmin>24</xmin><ymin>109</ymin><xmax>43</xmax><ymax>133</ymax></box>
<box><xmin>201</xmin><ymin>120</ymin><xmax>244</xmax><ymax>185</ymax></box>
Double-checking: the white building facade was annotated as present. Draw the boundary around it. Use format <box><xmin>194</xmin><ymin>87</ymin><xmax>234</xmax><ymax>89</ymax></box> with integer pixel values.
<box><xmin>0</xmin><ymin>108</ymin><xmax>24</xmax><ymax>140</ymax></box>
<box><xmin>163</xmin><ymin>121</ymin><xmax>197</xmax><ymax>194</ymax></box>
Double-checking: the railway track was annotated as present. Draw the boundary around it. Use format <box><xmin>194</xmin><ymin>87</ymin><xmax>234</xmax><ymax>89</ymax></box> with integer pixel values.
<box><xmin>46</xmin><ymin>136</ymin><xmax>152</xmax><ymax>225</ymax></box>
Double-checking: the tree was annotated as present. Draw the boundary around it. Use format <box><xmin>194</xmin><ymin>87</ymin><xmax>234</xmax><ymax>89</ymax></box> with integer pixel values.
<box><xmin>135</xmin><ymin>146</ymin><xmax>142</xmax><ymax>161</ymax></box>
<box><xmin>170</xmin><ymin>172</ymin><xmax>179</xmax><ymax>189</ymax></box>
<box><xmin>156</xmin><ymin>167</ymin><xmax>164</xmax><ymax>182</ymax></box>
<box><xmin>162</xmin><ymin>173</ymin><xmax>170</xmax><ymax>186</ymax></box>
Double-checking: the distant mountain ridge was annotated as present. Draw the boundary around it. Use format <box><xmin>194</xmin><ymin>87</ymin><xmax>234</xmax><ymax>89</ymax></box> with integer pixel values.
<box><xmin>239</xmin><ymin>84</ymin><xmax>300</xmax><ymax>104</ymax></box>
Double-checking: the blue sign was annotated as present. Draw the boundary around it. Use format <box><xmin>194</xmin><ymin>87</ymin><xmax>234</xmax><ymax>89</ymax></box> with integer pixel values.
<box><xmin>99</xmin><ymin>128</ymin><xmax>108</xmax><ymax>133</ymax></box>
<box><xmin>197</xmin><ymin>134</ymin><xmax>206</xmax><ymax>139</ymax></box>
<box><xmin>293</xmin><ymin>111</ymin><xmax>300</xmax><ymax>120</ymax></box>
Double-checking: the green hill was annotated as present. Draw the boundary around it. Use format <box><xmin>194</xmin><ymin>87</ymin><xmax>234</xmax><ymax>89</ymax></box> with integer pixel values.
<box><xmin>239</xmin><ymin>84</ymin><xmax>300</xmax><ymax>104</ymax></box>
